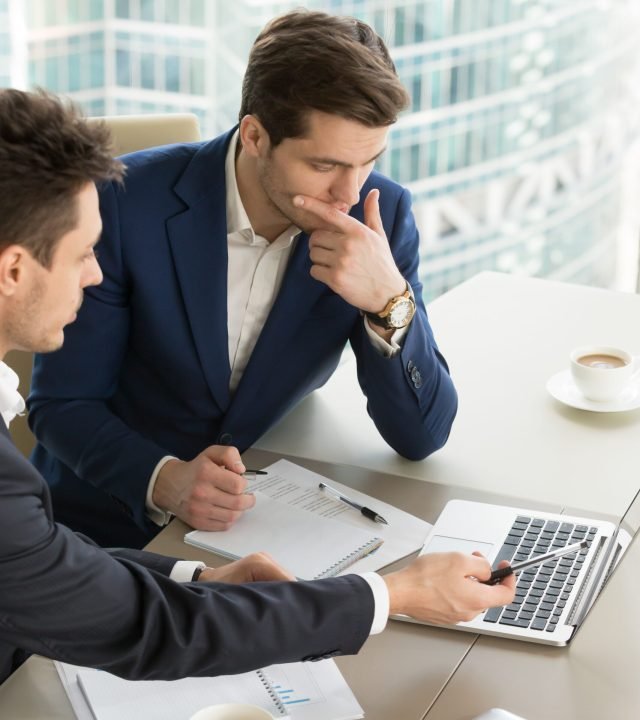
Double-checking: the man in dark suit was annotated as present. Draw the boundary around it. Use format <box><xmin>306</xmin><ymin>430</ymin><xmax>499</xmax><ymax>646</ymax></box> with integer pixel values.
<box><xmin>0</xmin><ymin>88</ymin><xmax>514</xmax><ymax>685</ymax></box>
<box><xmin>28</xmin><ymin>10</ymin><xmax>459</xmax><ymax>549</ymax></box>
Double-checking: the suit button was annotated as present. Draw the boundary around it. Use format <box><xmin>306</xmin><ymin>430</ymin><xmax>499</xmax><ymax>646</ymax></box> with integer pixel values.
<box><xmin>218</xmin><ymin>433</ymin><xmax>233</xmax><ymax>445</ymax></box>
<box><xmin>410</xmin><ymin>367</ymin><xmax>422</xmax><ymax>388</ymax></box>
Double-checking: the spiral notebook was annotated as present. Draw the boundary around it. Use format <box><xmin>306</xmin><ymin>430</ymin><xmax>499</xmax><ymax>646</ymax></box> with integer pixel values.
<box><xmin>74</xmin><ymin>665</ymin><xmax>288</xmax><ymax>720</ymax></box>
<box><xmin>57</xmin><ymin>659</ymin><xmax>364</xmax><ymax>720</ymax></box>
<box><xmin>185</xmin><ymin>490</ymin><xmax>383</xmax><ymax>580</ymax></box>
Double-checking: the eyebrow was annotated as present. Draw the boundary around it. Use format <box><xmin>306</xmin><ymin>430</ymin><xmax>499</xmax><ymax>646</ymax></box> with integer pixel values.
<box><xmin>307</xmin><ymin>147</ymin><xmax>387</xmax><ymax>169</ymax></box>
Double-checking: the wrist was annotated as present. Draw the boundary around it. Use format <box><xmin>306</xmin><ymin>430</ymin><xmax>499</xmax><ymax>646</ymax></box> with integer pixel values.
<box><xmin>152</xmin><ymin>458</ymin><xmax>183</xmax><ymax>513</ymax></box>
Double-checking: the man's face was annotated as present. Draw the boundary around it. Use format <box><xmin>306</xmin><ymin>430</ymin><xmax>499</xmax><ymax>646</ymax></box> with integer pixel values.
<box><xmin>5</xmin><ymin>182</ymin><xmax>103</xmax><ymax>353</ymax></box>
<box><xmin>255</xmin><ymin>110</ymin><xmax>388</xmax><ymax>233</ymax></box>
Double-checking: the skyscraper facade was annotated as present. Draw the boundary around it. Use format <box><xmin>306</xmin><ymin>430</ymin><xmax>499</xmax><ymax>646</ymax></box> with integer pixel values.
<box><xmin>3</xmin><ymin>0</ymin><xmax>640</xmax><ymax>300</ymax></box>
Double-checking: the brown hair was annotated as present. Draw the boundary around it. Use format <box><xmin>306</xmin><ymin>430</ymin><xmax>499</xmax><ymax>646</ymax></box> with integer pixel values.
<box><xmin>239</xmin><ymin>10</ymin><xmax>410</xmax><ymax>146</ymax></box>
<box><xmin>0</xmin><ymin>89</ymin><xmax>124</xmax><ymax>268</ymax></box>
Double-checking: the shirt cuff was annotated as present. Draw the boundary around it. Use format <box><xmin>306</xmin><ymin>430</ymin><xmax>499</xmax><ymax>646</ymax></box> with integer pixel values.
<box><xmin>170</xmin><ymin>561</ymin><xmax>205</xmax><ymax>583</ymax></box>
<box><xmin>146</xmin><ymin>455</ymin><xmax>177</xmax><ymax>527</ymax></box>
<box><xmin>363</xmin><ymin>317</ymin><xmax>408</xmax><ymax>358</ymax></box>
<box><xmin>358</xmin><ymin>572</ymin><xmax>390</xmax><ymax>635</ymax></box>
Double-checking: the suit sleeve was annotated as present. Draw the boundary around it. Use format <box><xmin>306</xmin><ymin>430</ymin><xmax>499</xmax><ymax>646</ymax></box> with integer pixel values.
<box><xmin>350</xmin><ymin>188</ymin><xmax>458</xmax><ymax>460</ymax></box>
<box><xmin>0</xmin><ymin>444</ymin><xmax>372</xmax><ymax>680</ymax></box>
<box><xmin>27</xmin><ymin>181</ymin><xmax>168</xmax><ymax>529</ymax></box>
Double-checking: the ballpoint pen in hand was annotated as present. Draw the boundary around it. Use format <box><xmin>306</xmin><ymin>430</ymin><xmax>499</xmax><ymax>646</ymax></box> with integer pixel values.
<box><xmin>241</xmin><ymin>469</ymin><xmax>268</xmax><ymax>477</ymax></box>
<box><xmin>483</xmin><ymin>539</ymin><xmax>589</xmax><ymax>585</ymax></box>
<box><xmin>319</xmin><ymin>482</ymin><xmax>389</xmax><ymax>525</ymax></box>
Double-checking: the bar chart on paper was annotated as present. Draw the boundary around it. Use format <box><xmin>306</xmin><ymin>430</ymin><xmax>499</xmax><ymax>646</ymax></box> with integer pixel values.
<box><xmin>262</xmin><ymin>660</ymin><xmax>364</xmax><ymax>720</ymax></box>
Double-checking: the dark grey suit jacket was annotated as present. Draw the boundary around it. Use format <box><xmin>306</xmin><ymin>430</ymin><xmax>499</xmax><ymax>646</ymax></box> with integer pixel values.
<box><xmin>0</xmin><ymin>421</ymin><xmax>372</xmax><ymax>684</ymax></box>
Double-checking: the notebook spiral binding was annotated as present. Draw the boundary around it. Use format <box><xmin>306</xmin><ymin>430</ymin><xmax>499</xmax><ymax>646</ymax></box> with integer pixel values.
<box><xmin>314</xmin><ymin>536</ymin><xmax>383</xmax><ymax>579</ymax></box>
<box><xmin>256</xmin><ymin>669</ymin><xmax>288</xmax><ymax>717</ymax></box>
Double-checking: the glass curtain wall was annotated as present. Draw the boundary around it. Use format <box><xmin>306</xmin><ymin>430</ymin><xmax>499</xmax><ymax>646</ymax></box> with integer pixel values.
<box><xmin>3</xmin><ymin>0</ymin><xmax>640</xmax><ymax>300</ymax></box>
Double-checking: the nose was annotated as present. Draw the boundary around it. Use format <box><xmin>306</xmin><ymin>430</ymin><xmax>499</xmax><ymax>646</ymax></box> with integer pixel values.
<box><xmin>82</xmin><ymin>255</ymin><xmax>103</xmax><ymax>289</ymax></box>
<box><xmin>330</xmin><ymin>168</ymin><xmax>361</xmax><ymax>209</ymax></box>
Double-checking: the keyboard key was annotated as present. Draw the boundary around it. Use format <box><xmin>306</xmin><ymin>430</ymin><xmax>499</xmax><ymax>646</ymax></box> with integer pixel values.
<box><xmin>531</xmin><ymin>519</ymin><xmax>545</xmax><ymax>528</ymax></box>
<box><xmin>500</xmin><ymin>617</ymin><xmax>531</xmax><ymax>628</ymax></box>
<box><xmin>532</xmin><ymin>617</ymin><xmax>547</xmax><ymax>630</ymax></box>
<box><xmin>492</xmin><ymin>543</ymin><xmax>518</xmax><ymax>566</ymax></box>
<box><xmin>544</xmin><ymin>521</ymin><xmax>560</xmax><ymax>532</ymax></box>
<box><xmin>483</xmin><ymin>607</ymin><xmax>502</xmax><ymax>623</ymax></box>
<box><xmin>516</xmin><ymin>516</ymin><xmax>532</xmax><ymax>524</ymax></box>
<box><xmin>560</xmin><ymin>523</ymin><xmax>574</xmax><ymax>533</ymax></box>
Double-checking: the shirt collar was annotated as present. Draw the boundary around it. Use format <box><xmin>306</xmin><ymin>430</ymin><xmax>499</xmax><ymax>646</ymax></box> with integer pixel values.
<box><xmin>0</xmin><ymin>361</ymin><xmax>25</xmax><ymax>428</ymax></box>
<box><xmin>224</xmin><ymin>130</ymin><xmax>300</xmax><ymax>245</ymax></box>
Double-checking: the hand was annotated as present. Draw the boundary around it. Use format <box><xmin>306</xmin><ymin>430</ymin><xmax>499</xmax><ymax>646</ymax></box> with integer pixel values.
<box><xmin>197</xmin><ymin>553</ymin><xmax>296</xmax><ymax>584</ymax></box>
<box><xmin>294</xmin><ymin>190</ymin><xmax>406</xmax><ymax>314</ymax></box>
<box><xmin>152</xmin><ymin>445</ymin><xmax>256</xmax><ymax>531</ymax></box>
<box><xmin>383</xmin><ymin>552</ymin><xmax>516</xmax><ymax>625</ymax></box>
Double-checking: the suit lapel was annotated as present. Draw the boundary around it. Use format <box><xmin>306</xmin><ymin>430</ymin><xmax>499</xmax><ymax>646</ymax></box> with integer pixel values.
<box><xmin>166</xmin><ymin>131</ymin><xmax>235</xmax><ymax>412</ymax></box>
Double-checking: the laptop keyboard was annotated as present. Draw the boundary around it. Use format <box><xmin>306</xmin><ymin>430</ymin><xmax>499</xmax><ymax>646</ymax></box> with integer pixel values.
<box><xmin>482</xmin><ymin>516</ymin><xmax>597</xmax><ymax>632</ymax></box>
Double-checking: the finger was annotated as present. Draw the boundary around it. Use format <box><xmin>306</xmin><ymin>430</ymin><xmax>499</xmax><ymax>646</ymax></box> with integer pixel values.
<box><xmin>465</xmin><ymin>553</ymin><xmax>492</xmax><ymax>582</ymax></box>
<box><xmin>363</xmin><ymin>189</ymin><xmax>384</xmax><ymax>235</ymax></box>
<box><xmin>200</xmin><ymin>464</ymin><xmax>248</xmax><ymax>495</ymax></box>
<box><xmin>200</xmin><ymin>445</ymin><xmax>245</xmax><ymax>474</ymax></box>
<box><xmin>293</xmin><ymin>194</ymin><xmax>358</xmax><ymax>233</ymax></box>
<box><xmin>308</xmin><ymin>245</ymin><xmax>335</xmax><ymax>268</ymax></box>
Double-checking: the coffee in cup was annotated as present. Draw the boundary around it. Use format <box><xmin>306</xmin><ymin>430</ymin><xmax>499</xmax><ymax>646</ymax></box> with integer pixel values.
<box><xmin>570</xmin><ymin>345</ymin><xmax>638</xmax><ymax>402</ymax></box>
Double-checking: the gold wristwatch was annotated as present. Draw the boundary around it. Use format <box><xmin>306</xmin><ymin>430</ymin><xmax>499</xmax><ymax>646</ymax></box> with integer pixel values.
<box><xmin>365</xmin><ymin>281</ymin><xmax>416</xmax><ymax>330</ymax></box>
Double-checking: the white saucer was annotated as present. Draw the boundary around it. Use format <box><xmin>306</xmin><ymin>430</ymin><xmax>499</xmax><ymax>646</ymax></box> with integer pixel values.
<box><xmin>546</xmin><ymin>369</ymin><xmax>640</xmax><ymax>412</ymax></box>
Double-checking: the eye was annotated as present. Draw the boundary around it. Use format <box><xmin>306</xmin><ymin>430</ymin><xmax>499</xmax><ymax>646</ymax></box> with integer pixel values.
<box><xmin>84</xmin><ymin>248</ymin><xmax>98</xmax><ymax>261</ymax></box>
<box><xmin>312</xmin><ymin>163</ymin><xmax>336</xmax><ymax>173</ymax></box>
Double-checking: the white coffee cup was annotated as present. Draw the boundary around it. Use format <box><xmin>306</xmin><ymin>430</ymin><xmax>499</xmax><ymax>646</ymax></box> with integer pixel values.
<box><xmin>189</xmin><ymin>703</ymin><xmax>274</xmax><ymax>720</ymax></box>
<box><xmin>569</xmin><ymin>345</ymin><xmax>639</xmax><ymax>402</ymax></box>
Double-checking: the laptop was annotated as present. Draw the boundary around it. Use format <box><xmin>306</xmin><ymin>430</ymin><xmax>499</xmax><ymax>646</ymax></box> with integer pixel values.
<box><xmin>392</xmin><ymin>488</ymin><xmax>640</xmax><ymax>646</ymax></box>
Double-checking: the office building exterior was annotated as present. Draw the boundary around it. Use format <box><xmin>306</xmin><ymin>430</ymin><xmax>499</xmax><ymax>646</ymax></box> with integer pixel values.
<box><xmin>3</xmin><ymin>0</ymin><xmax>639</xmax><ymax>300</ymax></box>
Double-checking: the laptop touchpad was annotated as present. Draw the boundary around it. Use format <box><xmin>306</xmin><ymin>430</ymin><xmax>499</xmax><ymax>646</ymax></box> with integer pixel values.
<box><xmin>422</xmin><ymin>534</ymin><xmax>494</xmax><ymax>556</ymax></box>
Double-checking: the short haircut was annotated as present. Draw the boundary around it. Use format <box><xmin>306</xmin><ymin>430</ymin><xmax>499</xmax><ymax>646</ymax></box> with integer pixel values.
<box><xmin>0</xmin><ymin>89</ymin><xmax>124</xmax><ymax>268</ymax></box>
<box><xmin>239</xmin><ymin>10</ymin><xmax>410</xmax><ymax>146</ymax></box>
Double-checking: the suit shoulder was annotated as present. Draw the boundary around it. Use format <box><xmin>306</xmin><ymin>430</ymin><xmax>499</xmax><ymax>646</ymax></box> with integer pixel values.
<box><xmin>117</xmin><ymin>141</ymin><xmax>204</xmax><ymax>183</ymax></box>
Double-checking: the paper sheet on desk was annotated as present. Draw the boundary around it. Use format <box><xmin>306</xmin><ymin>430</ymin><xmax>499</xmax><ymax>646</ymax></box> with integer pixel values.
<box><xmin>246</xmin><ymin>459</ymin><xmax>432</xmax><ymax>573</ymax></box>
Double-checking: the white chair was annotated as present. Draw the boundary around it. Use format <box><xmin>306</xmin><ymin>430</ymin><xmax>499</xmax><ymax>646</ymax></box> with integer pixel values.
<box><xmin>7</xmin><ymin>113</ymin><xmax>202</xmax><ymax>456</ymax></box>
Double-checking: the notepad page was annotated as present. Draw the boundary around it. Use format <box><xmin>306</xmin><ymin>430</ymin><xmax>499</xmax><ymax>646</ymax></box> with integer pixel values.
<box><xmin>262</xmin><ymin>659</ymin><xmax>363</xmax><ymax>720</ymax></box>
<box><xmin>76</xmin><ymin>668</ymin><xmax>287</xmax><ymax>720</ymax></box>
<box><xmin>243</xmin><ymin>459</ymin><xmax>432</xmax><ymax>574</ymax></box>
<box><xmin>185</xmin><ymin>491</ymin><xmax>382</xmax><ymax>580</ymax></box>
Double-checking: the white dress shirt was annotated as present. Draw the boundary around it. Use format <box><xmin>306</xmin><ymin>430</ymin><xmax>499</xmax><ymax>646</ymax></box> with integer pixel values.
<box><xmin>0</xmin><ymin>362</ymin><xmax>25</xmax><ymax>427</ymax></box>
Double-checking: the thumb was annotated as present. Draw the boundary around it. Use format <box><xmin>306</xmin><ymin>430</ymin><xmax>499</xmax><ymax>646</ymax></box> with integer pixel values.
<box><xmin>364</xmin><ymin>189</ymin><xmax>384</xmax><ymax>236</ymax></box>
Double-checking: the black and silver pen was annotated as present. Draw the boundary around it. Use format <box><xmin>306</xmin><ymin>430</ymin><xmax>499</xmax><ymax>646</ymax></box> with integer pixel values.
<box><xmin>483</xmin><ymin>539</ymin><xmax>589</xmax><ymax>585</ymax></box>
<box><xmin>242</xmin><ymin>469</ymin><xmax>268</xmax><ymax>477</ymax></box>
<box><xmin>318</xmin><ymin>482</ymin><xmax>388</xmax><ymax>525</ymax></box>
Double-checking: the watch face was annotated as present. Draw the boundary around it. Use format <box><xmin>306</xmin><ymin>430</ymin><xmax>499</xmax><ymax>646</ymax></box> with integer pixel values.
<box><xmin>388</xmin><ymin>298</ymin><xmax>414</xmax><ymax>328</ymax></box>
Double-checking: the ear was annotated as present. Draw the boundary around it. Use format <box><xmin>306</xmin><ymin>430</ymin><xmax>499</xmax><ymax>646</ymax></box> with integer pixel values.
<box><xmin>0</xmin><ymin>245</ymin><xmax>30</xmax><ymax>298</ymax></box>
<box><xmin>239</xmin><ymin>114</ymin><xmax>271</xmax><ymax>158</ymax></box>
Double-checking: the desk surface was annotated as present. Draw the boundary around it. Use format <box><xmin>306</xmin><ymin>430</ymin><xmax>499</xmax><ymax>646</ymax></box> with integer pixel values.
<box><xmin>255</xmin><ymin>272</ymin><xmax>640</xmax><ymax>518</ymax></box>
<box><xmin>2</xmin><ymin>273</ymin><xmax>639</xmax><ymax>719</ymax></box>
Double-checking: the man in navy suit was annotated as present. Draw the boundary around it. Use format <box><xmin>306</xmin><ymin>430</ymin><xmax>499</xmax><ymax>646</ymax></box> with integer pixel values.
<box><xmin>29</xmin><ymin>10</ymin><xmax>459</xmax><ymax>548</ymax></box>
<box><xmin>0</xmin><ymin>88</ymin><xmax>514</xmax><ymax>685</ymax></box>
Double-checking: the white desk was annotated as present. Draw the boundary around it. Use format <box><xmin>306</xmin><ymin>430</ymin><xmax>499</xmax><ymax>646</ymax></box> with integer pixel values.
<box><xmin>256</xmin><ymin>272</ymin><xmax>640</xmax><ymax>517</ymax></box>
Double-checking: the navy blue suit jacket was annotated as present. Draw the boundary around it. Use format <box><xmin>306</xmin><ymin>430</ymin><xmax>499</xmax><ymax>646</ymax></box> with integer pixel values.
<box><xmin>0</xmin><ymin>419</ymin><xmax>371</xmax><ymax>684</ymax></box>
<box><xmin>29</xmin><ymin>128</ymin><xmax>457</xmax><ymax>547</ymax></box>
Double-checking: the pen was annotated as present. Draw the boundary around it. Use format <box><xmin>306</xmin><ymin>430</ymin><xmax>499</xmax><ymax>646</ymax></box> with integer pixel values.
<box><xmin>242</xmin><ymin>470</ymin><xmax>268</xmax><ymax>476</ymax></box>
<box><xmin>483</xmin><ymin>539</ymin><xmax>589</xmax><ymax>585</ymax></box>
<box><xmin>318</xmin><ymin>482</ymin><xmax>388</xmax><ymax>525</ymax></box>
